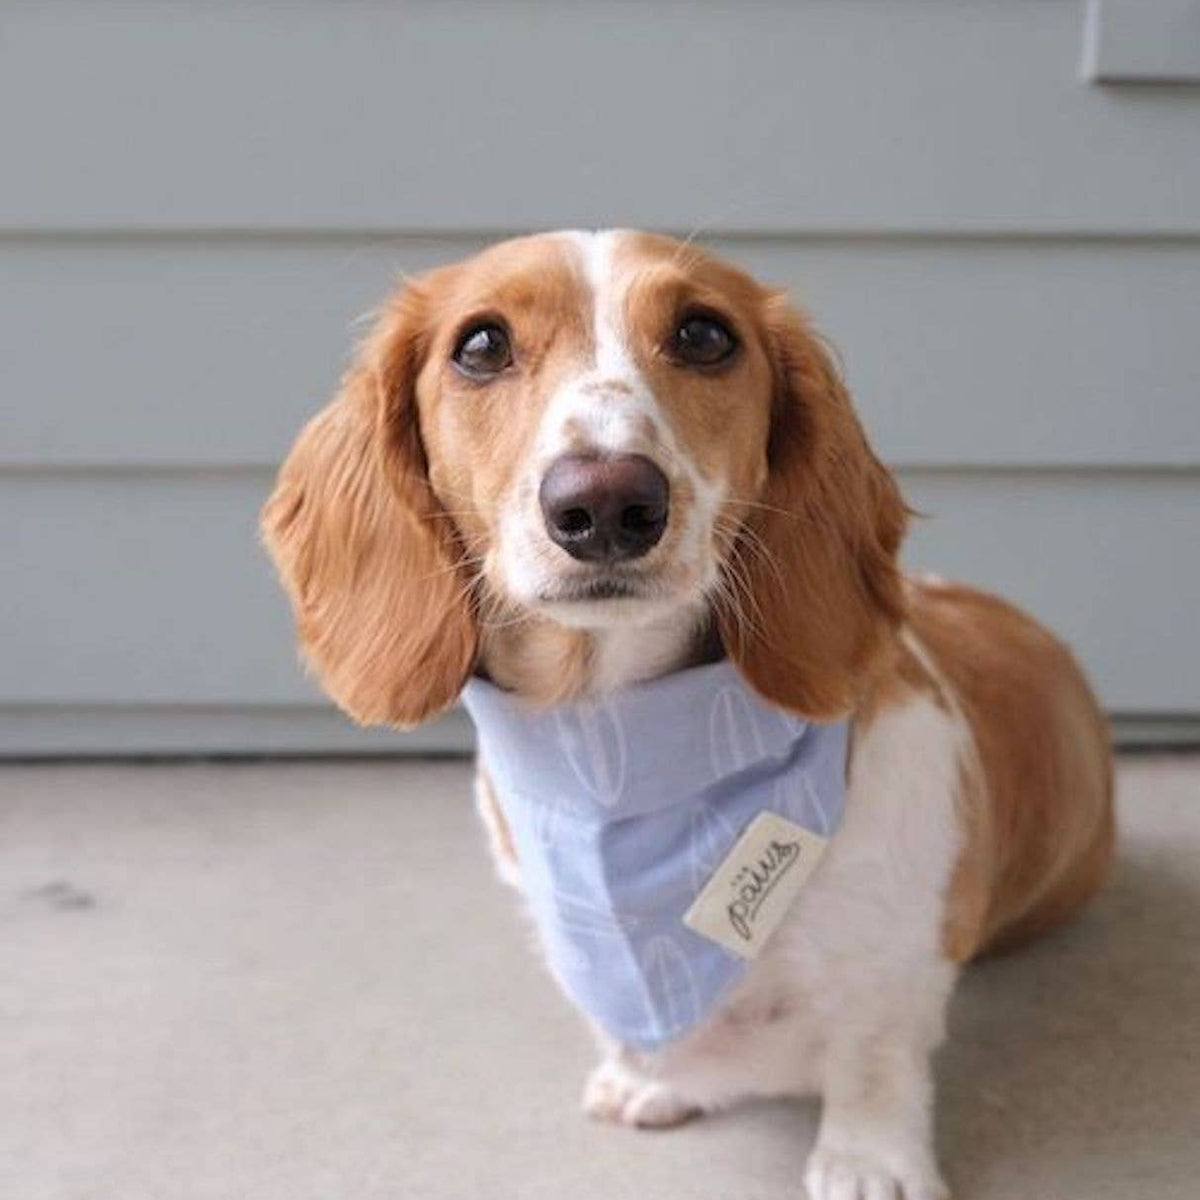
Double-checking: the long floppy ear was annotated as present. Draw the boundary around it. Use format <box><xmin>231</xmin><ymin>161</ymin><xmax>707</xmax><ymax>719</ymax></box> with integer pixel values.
<box><xmin>720</xmin><ymin>295</ymin><xmax>907</xmax><ymax>718</ymax></box>
<box><xmin>260</xmin><ymin>285</ymin><xmax>478</xmax><ymax>727</ymax></box>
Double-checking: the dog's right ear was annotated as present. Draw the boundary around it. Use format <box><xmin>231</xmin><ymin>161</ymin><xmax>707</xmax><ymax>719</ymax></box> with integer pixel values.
<box><xmin>260</xmin><ymin>282</ymin><xmax>478</xmax><ymax>727</ymax></box>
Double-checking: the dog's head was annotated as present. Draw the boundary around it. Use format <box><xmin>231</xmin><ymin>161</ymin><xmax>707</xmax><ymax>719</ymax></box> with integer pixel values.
<box><xmin>262</xmin><ymin>231</ymin><xmax>906</xmax><ymax>726</ymax></box>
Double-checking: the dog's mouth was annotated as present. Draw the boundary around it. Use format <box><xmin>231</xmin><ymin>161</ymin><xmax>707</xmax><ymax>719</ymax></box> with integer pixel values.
<box><xmin>536</xmin><ymin>574</ymin><xmax>646</xmax><ymax>605</ymax></box>
<box><xmin>528</xmin><ymin>565</ymin><xmax>694</xmax><ymax>628</ymax></box>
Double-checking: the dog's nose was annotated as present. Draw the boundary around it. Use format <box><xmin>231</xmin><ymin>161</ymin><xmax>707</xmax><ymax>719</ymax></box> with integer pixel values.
<box><xmin>539</xmin><ymin>454</ymin><xmax>669</xmax><ymax>562</ymax></box>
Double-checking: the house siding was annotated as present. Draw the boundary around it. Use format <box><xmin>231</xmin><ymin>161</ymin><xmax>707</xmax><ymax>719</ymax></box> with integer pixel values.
<box><xmin>3</xmin><ymin>1</ymin><xmax>1196</xmax><ymax>752</ymax></box>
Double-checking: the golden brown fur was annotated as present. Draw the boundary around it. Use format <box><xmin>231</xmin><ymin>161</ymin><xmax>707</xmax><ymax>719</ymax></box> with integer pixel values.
<box><xmin>718</xmin><ymin>295</ymin><xmax>909</xmax><ymax>719</ymax></box>
<box><xmin>907</xmin><ymin>578</ymin><xmax>1115</xmax><ymax>959</ymax></box>
<box><xmin>261</xmin><ymin>283</ymin><xmax>478</xmax><ymax>726</ymax></box>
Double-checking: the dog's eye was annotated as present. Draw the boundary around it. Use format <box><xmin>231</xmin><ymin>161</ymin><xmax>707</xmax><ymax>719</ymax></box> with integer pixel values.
<box><xmin>669</xmin><ymin>313</ymin><xmax>738</xmax><ymax>367</ymax></box>
<box><xmin>453</xmin><ymin>323</ymin><xmax>513</xmax><ymax>377</ymax></box>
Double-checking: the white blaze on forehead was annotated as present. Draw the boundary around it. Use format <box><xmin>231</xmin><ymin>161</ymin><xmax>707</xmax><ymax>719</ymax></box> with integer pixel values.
<box><xmin>540</xmin><ymin>229</ymin><xmax>654</xmax><ymax>459</ymax></box>
<box><xmin>568</xmin><ymin>228</ymin><xmax>638</xmax><ymax>380</ymax></box>
<box><xmin>547</xmin><ymin>229</ymin><xmax>724</xmax><ymax>559</ymax></box>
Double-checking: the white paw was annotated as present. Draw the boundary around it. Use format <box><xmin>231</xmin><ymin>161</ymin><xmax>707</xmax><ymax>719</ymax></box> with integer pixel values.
<box><xmin>805</xmin><ymin>1146</ymin><xmax>948</xmax><ymax>1200</ymax></box>
<box><xmin>582</xmin><ymin>1060</ymin><xmax>702</xmax><ymax>1129</ymax></box>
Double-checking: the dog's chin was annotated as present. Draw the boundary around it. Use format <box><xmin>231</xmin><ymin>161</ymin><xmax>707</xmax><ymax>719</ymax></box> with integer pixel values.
<box><xmin>528</xmin><ymin>574</ymin><xmax>701</xmax><ymax>631</ymax></box>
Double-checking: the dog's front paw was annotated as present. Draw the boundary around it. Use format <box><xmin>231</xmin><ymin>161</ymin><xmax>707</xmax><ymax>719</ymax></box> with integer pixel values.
<box><xmin>805</xmin><ymin>1145</ymin><xmax>948</xmax><ymax>1200</ymax></box>
<box><xmin>582</xmin><ymin>1059</ymin><xmax>701</xmax><ymax>1129</ymax></box>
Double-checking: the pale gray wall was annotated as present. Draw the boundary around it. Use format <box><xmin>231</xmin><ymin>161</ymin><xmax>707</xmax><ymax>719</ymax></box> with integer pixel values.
<box><xmin>2</xmin><ymin>0</ymin><xmax>1198</xmax><ymax>754</ymax></box>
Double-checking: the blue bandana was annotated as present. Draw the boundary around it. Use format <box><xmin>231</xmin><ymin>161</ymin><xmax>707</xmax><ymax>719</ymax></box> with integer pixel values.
<box><xmin>462</xmin><ymin>660</ymin><xmax>848</xmax><ymax>1050</ymax></box>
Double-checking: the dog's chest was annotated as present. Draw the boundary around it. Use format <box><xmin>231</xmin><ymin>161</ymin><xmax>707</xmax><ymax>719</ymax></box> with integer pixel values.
<box><xmin>596</xmin><ymin>691</ymin><xmax>968</xmax><ymax>1073</ymax></box>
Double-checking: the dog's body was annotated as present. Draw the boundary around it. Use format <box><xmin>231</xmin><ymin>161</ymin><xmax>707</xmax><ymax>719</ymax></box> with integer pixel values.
<box><xmin>263</xmin><ymin>231</ymin><xmax>1113</xmax><ymax>1200</ymax></box>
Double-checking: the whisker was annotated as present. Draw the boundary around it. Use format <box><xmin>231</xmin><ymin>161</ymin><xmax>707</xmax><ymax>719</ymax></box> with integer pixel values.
<box><xmin>710</xmin><ymin>522</ymin><xmax>776</xmax><ymax>644</ymax></box>
<box><xmin>723</xmin><ymin>494</ymin><xmax>802</xmax><ymax>520</ymax></box>
<box><xmin>429</xmin><ymin>509</ymin><xmax>488</xmax><ymax>523</ymax></box>
<box><xmin>715</xmin><ymin>512</ymin><xmax>787</xmax><ymax>589</ymax></box>
<box><xmin>414</xmin><ymin>553</ymin><xmax>487</xmax><ymax>584</ymax></box>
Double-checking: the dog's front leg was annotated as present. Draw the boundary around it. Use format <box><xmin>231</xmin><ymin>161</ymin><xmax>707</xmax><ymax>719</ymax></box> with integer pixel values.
<box><xmin>805</xmin><ymin>978</ymin><xmax>952</xmax><ymax>1200</ymax></box>
<box><xmin>473</xmin><ymin>765</ymin><xmax>522</xmax><ymax>889</ymax></box>
<box><xmin>582</xmin><ymin>997</ymin><xmax>823</xmax><ymax>1130</ymax></box>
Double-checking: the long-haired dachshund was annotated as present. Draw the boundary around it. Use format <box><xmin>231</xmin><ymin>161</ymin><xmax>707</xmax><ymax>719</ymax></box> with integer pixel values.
<box><xmin>263</xmin><ymin>231</ymin><xmax>1113</xmax><ymax>1200</ymax></box>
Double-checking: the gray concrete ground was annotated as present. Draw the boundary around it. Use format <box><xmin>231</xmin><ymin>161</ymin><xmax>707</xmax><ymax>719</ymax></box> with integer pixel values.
<box><xmin>2</xmin><ymin>756</ymin><xmax>1197</xmax><ymax>1200</ymax></box>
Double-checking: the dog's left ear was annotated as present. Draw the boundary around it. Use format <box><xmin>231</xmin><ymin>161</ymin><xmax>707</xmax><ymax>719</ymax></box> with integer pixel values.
<box><xmin>720</xmin><ymin>295</ymin><xmax>908</xmax><ymax>718</ymax></box>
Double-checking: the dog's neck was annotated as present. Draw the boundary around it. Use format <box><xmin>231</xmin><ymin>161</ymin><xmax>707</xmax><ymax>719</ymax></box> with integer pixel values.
<box><xmin>478</xmin><ymin>606</ymin><xmax>719</xmax><ymax>704</ymax></box>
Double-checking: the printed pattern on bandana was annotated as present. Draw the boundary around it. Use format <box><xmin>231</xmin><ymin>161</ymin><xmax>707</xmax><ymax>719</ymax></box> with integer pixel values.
<box><xmin>463</xmin><ymin>660</ymin><xmax>848</xmax><ymax>1050</ymax></box>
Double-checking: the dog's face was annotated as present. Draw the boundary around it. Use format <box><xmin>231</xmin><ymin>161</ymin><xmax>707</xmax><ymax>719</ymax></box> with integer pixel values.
<box><xmin>263</xmin><ymin>231</ymin><xmax>906</xmax><ymax>727</ymax></box>
<box><xmin>414</xmin><ymin>231</ymin><xmax>775</xmax><ymax>630</ymax></box>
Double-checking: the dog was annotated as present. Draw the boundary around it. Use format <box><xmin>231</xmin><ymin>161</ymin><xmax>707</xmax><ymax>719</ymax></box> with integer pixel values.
<box><xmin>262</xmin><ymin>230</ymin><xmax>1113</xmax><ymax>1200</ymax></box>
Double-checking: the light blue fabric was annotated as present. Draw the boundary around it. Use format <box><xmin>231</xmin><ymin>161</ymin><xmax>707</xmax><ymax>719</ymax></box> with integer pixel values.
<box><xmin>462</xmin><ymin>660</ymin><xmax>848</xmax><ymax>1050</ymax></box>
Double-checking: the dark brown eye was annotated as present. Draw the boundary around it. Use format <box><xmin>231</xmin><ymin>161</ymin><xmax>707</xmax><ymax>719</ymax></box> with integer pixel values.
<box><xmin>453</xmin><ymin>322</ymin><xmax>513</xmax><ymax>377</ymax></box>
<box><xmin>669</xmin><ymin>313</ymin><xmax>737</xmax><ymax>367</ymax></box>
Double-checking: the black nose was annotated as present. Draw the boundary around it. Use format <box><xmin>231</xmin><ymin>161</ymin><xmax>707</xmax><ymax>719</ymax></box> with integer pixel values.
<box><xmin>539</xmin><ymin>454</ymin><xmax>669</xmax><ymax>563</ymax></box>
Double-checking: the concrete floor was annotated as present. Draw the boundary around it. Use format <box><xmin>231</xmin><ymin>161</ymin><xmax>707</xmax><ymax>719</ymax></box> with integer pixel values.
<box><xmin>2</xmin><ymin>756</ymin><xmax>1197</xmax><ymax>1200</ymax></box>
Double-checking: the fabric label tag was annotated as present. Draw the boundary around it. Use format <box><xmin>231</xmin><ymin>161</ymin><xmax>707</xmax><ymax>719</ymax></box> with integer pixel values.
<box><xmin>683</xmin><ymin>811</ymin><xmax>828</xmax><ymax>959</ymax></box>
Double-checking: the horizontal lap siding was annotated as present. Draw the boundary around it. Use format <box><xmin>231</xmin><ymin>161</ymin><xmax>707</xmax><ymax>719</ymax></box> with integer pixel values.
<box><xmin>2</xmin><ymin>0</ymin><xmax>1196</xmax><ymax>753</ymax></box>
<box><xmin>4</xmin><ymin>1</ymin><xmax>1200</xmax><ymax>233</ymax></box>
<box><xmin>3</xmin><ymin>237</ymin><xmax>1198</xmax><ymax>469</ymax></box>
